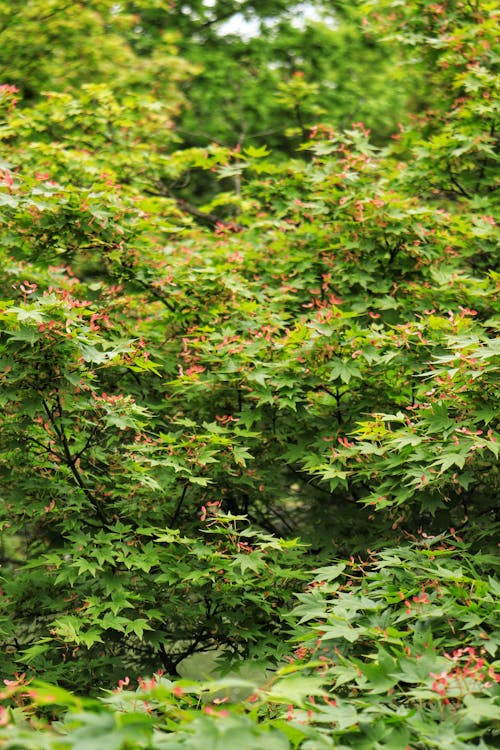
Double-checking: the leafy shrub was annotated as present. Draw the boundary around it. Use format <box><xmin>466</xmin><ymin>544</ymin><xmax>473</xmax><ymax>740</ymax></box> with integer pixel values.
<box><xmin>0</xmin><ymin>1</ymin><xmax>498</xmax><ymax>747</ymax></box>
<box><xmin>0</xmin><ymin>540</ymin><xmax>498</xmax><ymax>748</ymax></box>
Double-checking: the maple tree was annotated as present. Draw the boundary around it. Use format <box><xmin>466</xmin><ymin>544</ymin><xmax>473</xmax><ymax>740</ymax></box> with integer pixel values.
<box><xmin>0</xmin><ymin>0</ymin><xmax>498</xmax><ymax>747</ymax></box>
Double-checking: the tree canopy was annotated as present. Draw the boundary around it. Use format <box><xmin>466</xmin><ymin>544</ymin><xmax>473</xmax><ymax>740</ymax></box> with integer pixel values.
<box><xmin>0</xmin><ymin>1</ymin><xmax>498</xmax><ymax>747</ymax></box>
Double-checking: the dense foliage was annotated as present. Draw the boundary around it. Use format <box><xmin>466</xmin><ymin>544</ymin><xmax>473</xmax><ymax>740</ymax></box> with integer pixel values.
<box><xmin>0</xmin><ymin>0</ymin><xmax>498</xmax><ymax>747</ymax></box>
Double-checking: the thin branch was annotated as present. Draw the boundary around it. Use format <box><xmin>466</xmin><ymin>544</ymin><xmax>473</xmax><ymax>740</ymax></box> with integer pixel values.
<box><xmin>170</xmin><ymin>483</ymin><xmax>189</xmax><ymax>526</ymax></box>
<box><xmin>74</xmin><ymin>425</ymin><xmax>100</xmax><ymax>462</ymax></box>
<box><xmin>177</xmin><ymin>198</ymin><xmax>233</xmax><ymax>228</ymax></box>
<box><xmin>268</xmin><ymin>505</ymin><xmax>296</xmax><ymax>534</ymax></box>
<box><xmin>146</xmin><ymin>181</ymin><xmax>243</xmax><ymax>230</ymax></box>
<box><xmin>448</xmin><ymin>169</ymin><xmax>472</xmax><ymax>199</ymax></box>
<box><xmin>134</xmin><ymin>278</ymin><xmax>176</xmax><ymax>313</ymax></box>
<box><xmin>336</xmin><ymin>386</ymin><xmax>343</xmax><ymax>426</ymax></box>
<box><xmin>295</xmin><ymin>109</ymin><xmax>306</xmax><ymax>141</ymax></box>
<box><xmin>42</xmin><ymin>394</ymin><xmax>108</xmax><ymax>525</ymax></box>
<box><xmin>158</xmin><ymin>633</ymin><xmax>210</xmax><ymax>674</ymax></box>
<box><xmin>199</xmin><ymin>6</ymin><xmax>242</xmax><ymax>30</ymax></box>
<box><xmin>0</xmin><ymin>555</ymin><xmax>25</xmax><ymax>565</ymax></box>
<box><xmin>23</xmin><ymin>435</ymin><xmax>63</xmax><ymax>461</ymax></box>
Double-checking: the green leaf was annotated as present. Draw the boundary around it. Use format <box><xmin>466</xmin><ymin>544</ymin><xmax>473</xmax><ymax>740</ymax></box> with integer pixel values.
<box><xmin>267</xmin><ymin>676</ymin><xmax>326</xmax><ymax>705</ymax></box>
<box><xmin>463</xmin><ymin>695</ymin><xmax>500</xmax><ymax>723</ymax></box>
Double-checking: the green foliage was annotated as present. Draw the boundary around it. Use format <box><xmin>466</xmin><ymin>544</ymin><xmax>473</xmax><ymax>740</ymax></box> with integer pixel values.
<box><xmin>124</xmin><ymin>1</ymin><xmax>414</xmax><ymax>152</ymax></box>
<box><xmin>0</xmin><ymin>1</ymin><xmax>192</xmax><ymax>100</ymax></box>
<box><xmin>0</xmin><ymin>542</ymin><xmax>498</xmax><ymax>748</ymax></box>
<box><xmin>0</xmin><ymin>511</ymin><xmax>307</xmax><ymax>689</ymax></box>
<box><xmin>0</xmin><ymin>0</ymin><xmax>498</xmax><ymax>746</ymax></box>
